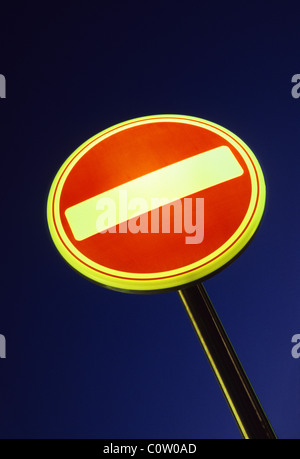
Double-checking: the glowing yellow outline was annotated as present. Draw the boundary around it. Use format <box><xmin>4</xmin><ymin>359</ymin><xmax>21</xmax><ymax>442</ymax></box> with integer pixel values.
<box><xmin>47</xmin><ymin>115</ymin><xmax>266</xmax><ymax>293</ymax></box>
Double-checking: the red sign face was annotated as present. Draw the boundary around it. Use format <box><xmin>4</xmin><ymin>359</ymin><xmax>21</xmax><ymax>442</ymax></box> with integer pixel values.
<box><xmin>47</xmin><ymin>115</ymin><xmax>266</xmax><ymax>293</ymax></box>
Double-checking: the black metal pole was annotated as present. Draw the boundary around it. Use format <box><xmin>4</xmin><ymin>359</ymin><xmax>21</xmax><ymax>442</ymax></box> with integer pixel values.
<box><xmin>178</xmin><ymin>282</ymin><xmax>277</xmax><ymax>439</ymax></box>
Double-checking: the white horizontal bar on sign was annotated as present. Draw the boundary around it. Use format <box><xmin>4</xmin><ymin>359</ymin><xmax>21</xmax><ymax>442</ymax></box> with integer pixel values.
<box><xmin>65</xmin><ymin>145</ymin><xmax>244</xmax><ymax>241</ymax></box>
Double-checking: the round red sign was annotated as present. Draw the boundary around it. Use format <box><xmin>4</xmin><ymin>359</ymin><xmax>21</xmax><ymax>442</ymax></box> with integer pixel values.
<box><xmin>47</xmin><ymin>115</ymin><xmax>266</xmax><ymax>292</ymax></box>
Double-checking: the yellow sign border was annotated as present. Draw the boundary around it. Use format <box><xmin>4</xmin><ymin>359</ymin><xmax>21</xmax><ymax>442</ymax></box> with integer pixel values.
<box><xmin>47</xmin><ymin>115</ymin><xmax>266</xmax><ymax>293</ymax></box>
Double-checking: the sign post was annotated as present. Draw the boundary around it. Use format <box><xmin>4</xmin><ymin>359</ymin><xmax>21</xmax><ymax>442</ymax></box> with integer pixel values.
<box><xmin>47</xmin><ymin>114</ymin><xmax>276</xmax><ymax>438</ymax></box>
<box><xmin>179</xmin><ymin>283</ymin><xmax>276</xmax><ymax>439</ymax></box>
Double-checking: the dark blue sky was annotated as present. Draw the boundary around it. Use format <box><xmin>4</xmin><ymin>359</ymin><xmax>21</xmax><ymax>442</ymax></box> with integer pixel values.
<box><xmin>0</xmin><ymin>1</ymin><xmax>299</xmax><ymax>439</ymax></box>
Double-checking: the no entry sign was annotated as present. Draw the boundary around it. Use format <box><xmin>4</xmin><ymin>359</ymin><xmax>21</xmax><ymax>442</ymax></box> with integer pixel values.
<box><xmin>47</xmin><ymin>115</ymin><xmax>266</xmax><ymax>293</ymax></box>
